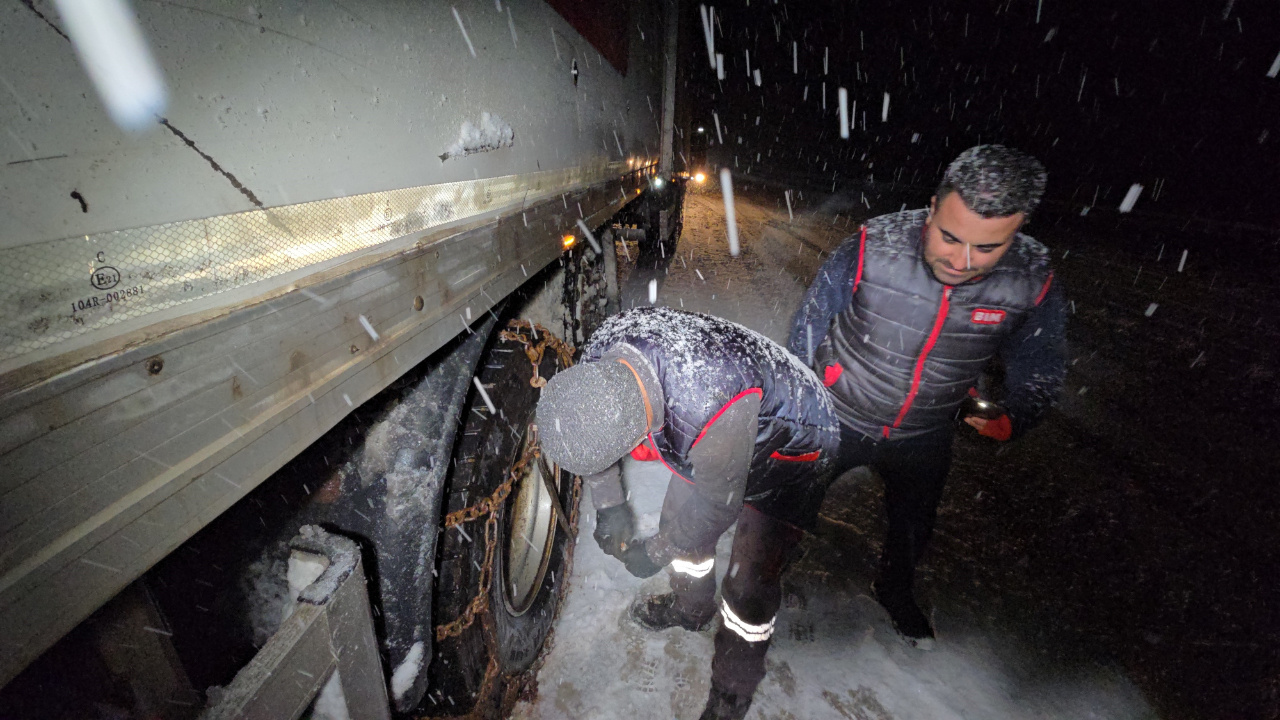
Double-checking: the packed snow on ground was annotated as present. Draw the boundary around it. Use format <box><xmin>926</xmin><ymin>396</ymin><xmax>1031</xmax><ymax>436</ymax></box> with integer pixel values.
<box><xmin>515</xmin><ymin>460</ymin><xmax>1154</xmax><ymax>720</ymax></box>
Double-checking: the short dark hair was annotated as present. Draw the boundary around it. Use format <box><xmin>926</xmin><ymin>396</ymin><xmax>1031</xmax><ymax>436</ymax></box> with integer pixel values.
<box><xmin>935</xmin><ymin>145</ymin><xmax>1047</xmax><ymax>218</ymax></box>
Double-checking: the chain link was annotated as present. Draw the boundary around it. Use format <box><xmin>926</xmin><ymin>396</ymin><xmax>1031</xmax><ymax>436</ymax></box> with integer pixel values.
<box><xmin>425</xmin><ymin>320</ymin><xmax>582</xmax><ymax>718</ymax></box>
<box><xmin>499</xmin><ymin>319</ymin><xmax>576</xmax><ymax>388</ymax></box>
<box><xmin>432</xmin><ymin>443</ymin><xmax>527</xmax><ymax>642</ymax></box>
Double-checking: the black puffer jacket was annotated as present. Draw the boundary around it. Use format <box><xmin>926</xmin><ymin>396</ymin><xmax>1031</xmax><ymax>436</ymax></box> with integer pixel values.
<box><xmin>584</xmin><ymin>307</ymin><xmax>840</xmax><ymax>515</ymax></box>
<box><xmin>789</xmin><ymin>208</ymin><xmax>1067</xmax><ymax>441</ymax></box>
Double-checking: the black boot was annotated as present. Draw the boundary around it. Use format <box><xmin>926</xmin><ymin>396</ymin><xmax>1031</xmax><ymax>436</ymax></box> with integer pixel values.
<box><xmin>698</xmin><ymin>684</ymin><xmax>753</xmax><ymax>720</ymax></box>
<box><xmin>871</xmin><ymin>580</ymin><xmax>935</xmax><ymax>650</ymax></box>
<box><xmin>628</xmin><ymin>593</ymin><xmax>714</xmax><ymax>632</ymax></box>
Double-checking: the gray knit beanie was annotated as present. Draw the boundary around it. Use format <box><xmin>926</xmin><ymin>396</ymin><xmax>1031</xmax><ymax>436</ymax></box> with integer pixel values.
<box><xmin>536</xmin><ymin>360</ymin><xmax>650</xmax><ymax>476</ymax></box>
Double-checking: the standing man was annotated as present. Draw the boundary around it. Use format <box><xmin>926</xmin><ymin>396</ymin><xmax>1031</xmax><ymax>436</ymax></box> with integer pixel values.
<box><xmin>536</xmin><ymin>306</ymin><xmax>839</xmax><ymax>720</ymax></box>
<box><xmin>789</xmin><ymin>145</ymin><xmax>1068</xmax><ymax>648</ymax></box>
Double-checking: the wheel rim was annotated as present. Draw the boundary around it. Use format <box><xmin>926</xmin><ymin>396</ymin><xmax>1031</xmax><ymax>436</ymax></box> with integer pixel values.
<box><xmin>502</xmin><ymin>428</ymin><xmax>560</xmax><ymax>616</ymax></box>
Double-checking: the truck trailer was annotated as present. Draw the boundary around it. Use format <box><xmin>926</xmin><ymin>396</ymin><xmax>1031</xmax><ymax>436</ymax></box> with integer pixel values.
<box><xmin>0</xmin><ymin>0</ymin><xmax>689</xmax><ymax>716</ymax></box>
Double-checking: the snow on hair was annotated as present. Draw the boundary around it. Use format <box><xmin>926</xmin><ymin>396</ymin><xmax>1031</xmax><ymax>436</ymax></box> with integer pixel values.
<box><xmin>937</xmin><ymin>144</ymin><xmax>1047</xmax><ymax>218</ymax></box>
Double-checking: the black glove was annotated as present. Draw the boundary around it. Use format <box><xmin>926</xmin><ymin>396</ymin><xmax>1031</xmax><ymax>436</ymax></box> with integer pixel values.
<box><xmin>593</xmin><ymin>504</ymin><xmax>635</xmax><ymax>559</ymax></box>
<box><xmin>620</xmin><ymin>540</ymin><xmax>665</xmax><ymax>578</ymax></box>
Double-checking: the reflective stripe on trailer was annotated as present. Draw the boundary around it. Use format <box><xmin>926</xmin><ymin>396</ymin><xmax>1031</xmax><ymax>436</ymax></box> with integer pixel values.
<box><xmin>720</xmin><ymin>599</ymin><xmax>776</xmax><ymax>642</ymax></box>
<box><xmin>670</xmin><ymin>557</ymin><xmax>715</xmax><ymax>578</ymax></box>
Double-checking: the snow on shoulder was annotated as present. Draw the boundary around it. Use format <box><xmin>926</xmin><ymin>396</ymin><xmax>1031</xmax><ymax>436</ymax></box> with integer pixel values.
<box><xmin>587</xmin><ymin>307</ymin><xmax>837</xmax><ymax>425</ymax></box>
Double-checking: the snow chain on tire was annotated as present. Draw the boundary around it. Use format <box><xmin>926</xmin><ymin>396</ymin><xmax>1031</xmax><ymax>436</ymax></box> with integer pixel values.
<box><xmin>427</xmin><ymin>320</ymin><xmax>583</xmax><ymax>719</ymax></box>
<box><xmin>499</xmin><ymin>319</ymin><xmax>576</xmax><ymax>388</ymax></box>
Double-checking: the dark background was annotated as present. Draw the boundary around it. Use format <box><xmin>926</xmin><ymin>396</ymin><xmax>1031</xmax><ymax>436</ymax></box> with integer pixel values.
<box><xmin>681</xmin><ymin>0</ymin><xmax>1280</xmax><ymax>228</ymax></box>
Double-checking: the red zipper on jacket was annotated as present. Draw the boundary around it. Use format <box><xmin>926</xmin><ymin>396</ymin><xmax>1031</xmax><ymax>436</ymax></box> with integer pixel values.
<box><xmin>884</xmin><ymin>286</ymin><xmax>953</xmax><ymax>438</ymax></box>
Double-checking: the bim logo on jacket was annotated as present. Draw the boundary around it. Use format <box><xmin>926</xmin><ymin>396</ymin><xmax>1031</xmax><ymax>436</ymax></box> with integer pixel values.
<box><xmin>971</xmin><ymin>308</ymin><xmax>1007</xmax><ymax>325</ymax></box>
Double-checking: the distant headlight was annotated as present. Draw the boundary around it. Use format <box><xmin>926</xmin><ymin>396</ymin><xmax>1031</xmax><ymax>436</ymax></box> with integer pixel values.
<box><xmin>694</xmin><ymin>172</ymin><xmax>706</xmax><ymax>183</ymax></box>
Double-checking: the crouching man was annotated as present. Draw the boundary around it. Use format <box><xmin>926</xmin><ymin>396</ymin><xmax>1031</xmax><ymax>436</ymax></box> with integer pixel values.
<box><xmin>536</xmin><ymin>306</ymin><xmax>839</xmax><ymax>720</ymax></box>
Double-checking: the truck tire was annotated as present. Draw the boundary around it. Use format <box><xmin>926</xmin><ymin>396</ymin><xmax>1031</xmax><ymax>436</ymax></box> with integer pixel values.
<box><xmin>425</xmin><ymin>324</ymin><xmax>576</xmax><ymax>715</ymax></box>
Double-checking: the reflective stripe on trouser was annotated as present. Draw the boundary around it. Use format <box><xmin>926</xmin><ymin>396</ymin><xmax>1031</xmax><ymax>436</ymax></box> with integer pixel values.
<box><xmin>670</xmin><ymin>555</ymin><xmax>718</xmax><ymax>626</ymax></box>
<box><xmin>708</xmin><ymin>505</ymin><xmax>804</xmax><ymax>698</ymax></box>
<box><xmin>720</xmin><ymin>599</ymin><xmax>775</xmax><ymax>641</ymax></box>
<box><xmin>670</xmin><ymin>557</ymin><xmax>715</xmax><ymax>578</ymax></box>
<box><xmin>660</xmin><ymin>477</ymin><xmax>719</xmax><ymax>625</ymax></box>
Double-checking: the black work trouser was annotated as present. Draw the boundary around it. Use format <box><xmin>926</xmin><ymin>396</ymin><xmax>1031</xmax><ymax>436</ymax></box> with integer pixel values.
<box><xmin>834</xmin><ymin>424</ymin><xmax>954</xmax><ymax>594</ymax></box>
<box><xmin>664</xmin><ymin>482</ymin><xmax>803</xmax><ymax>698</ymax></box>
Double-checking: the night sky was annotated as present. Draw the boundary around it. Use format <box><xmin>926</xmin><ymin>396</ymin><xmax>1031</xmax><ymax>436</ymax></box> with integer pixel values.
<box><xmin>682</xmin><ymin>0</ymin><xmax>1280</xmax><ymax>227</ymax></box>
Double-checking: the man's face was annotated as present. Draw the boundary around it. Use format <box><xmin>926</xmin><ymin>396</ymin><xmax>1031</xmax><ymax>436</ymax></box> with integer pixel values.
<box><xmin>922</xmin><ymin>192</ymin><xmax>1022</xmax><ymax>284</ymax></box>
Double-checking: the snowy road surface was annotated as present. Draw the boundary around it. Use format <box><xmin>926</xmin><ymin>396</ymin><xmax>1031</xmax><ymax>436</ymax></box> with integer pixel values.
<box><xmin>510</xmin><ymin>182</ymin><xmax>1156</xmax><ymax>720</ymax></box>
